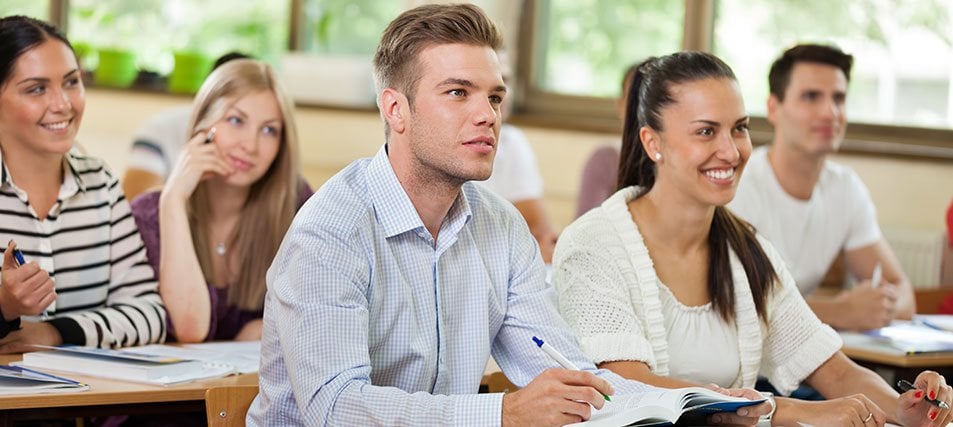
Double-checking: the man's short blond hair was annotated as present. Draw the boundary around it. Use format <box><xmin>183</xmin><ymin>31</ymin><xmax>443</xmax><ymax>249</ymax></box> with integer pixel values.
<box><xmin>373</xmin><ymin>3</ymin><xmax>503</xmax><ymax>107</ymax></box>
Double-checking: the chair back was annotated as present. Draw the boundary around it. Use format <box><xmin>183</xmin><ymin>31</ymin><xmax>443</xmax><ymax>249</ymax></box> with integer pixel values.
<box><xmin>205</xmin><ymin>385</ymin><xmax>259</xmax><ymax>427</ymax></box>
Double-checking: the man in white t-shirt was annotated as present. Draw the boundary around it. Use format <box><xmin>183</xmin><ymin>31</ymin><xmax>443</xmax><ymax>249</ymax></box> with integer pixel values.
<box><xmin>475</xmin><ymin>51</ymin><xmax>559</xmax><ymax>263</ymax></box>
<box><xmin>730</xmin><ymin>44</ymin><xmax>914</xmax><ymax>331</ymax></box>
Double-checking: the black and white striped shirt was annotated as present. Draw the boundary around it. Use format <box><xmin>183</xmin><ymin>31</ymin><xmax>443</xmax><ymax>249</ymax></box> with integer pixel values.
<box><xmin>0</xmin><ymin>149</ymin><xmax>166</xmax><ymax>348</ymax></box>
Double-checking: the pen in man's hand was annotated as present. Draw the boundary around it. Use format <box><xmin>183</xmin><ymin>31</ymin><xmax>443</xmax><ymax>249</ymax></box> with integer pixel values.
<box><xmin>897</xmin><ymin>379</ymin><xmax>951</xmax><ymax>410</ymax></box>
<box><xmin>532</xmin><ymin>336</ymin><xmax>611</xmax><ymax>402</ymax></box>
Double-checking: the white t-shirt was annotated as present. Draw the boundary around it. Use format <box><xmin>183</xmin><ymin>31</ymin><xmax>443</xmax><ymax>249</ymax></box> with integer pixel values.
<box><xmin>729</xmin><ymin>146</ymin><xmax>882</xmax><ymax>295</ymax></box>
<box><xmin>126</xmin><ymin>106</ymin><xmax>192</xmax><ymax>178</ymax></box>
<box><xmin>476</xmin><ymin>124</ymin><xmax>544</xmax><ymax>202</ymax></box>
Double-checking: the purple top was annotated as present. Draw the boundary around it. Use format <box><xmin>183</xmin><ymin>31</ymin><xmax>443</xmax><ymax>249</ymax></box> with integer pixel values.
<box><xmin>575</xmin><ymin>145</ymin><xmax>619</xmax><ymax>219</ymax></box>
<box><xmin>130</xmin><ymin>182</ymin><xmax>314</xmax><ymax>342</ymax></box>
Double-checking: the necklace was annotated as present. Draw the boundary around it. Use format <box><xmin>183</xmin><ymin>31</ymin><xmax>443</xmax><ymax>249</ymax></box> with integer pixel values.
<box><xmin>215</xmin><ymin>242</ymin><xmax>226</xmax><ymax>256</ymax></box>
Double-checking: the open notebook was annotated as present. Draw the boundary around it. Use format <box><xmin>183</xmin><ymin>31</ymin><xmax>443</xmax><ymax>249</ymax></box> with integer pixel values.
<box><xmin>567</xmin><ymin>387</ymin><xmax>765</xmax><ymax>427</ymax></box>
<box><xmin>0</xmin><ymin>365</ymin><xmax>89</xmax><ymax>395</ymax></box>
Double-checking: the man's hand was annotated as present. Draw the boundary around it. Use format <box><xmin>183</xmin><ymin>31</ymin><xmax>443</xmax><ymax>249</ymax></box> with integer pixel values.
<box><xmin>0</xmin><ymin>321</ymin><xmax>62</xmax><ymax>354</ymax></box>
<box><xmin>502</xmin><ymin>368</ymin><xmax>613</xmax><ymax>427</ymax></box>
<box><xmin>835</xmin><ymin>281</ymin><xmax>898</xmax><ymax>331</ymax></box>
<box><xmin>0</xmin><ymin>241</ymin><xmax>56</xmax><ymax>321</ymax></box>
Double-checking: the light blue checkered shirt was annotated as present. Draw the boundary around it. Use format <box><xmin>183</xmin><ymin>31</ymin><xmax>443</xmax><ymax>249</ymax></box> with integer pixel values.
<box><xmin>247</xmin><ymin>146</ymin><xmax>653</xmax><ymax>426</ymax></box>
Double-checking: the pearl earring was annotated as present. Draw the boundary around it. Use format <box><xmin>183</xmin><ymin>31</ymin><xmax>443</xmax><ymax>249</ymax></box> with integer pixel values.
<box><xmin>654</xmin><ymin>152</ymin><xmax>662</xmax><ymax>161</ymax></box>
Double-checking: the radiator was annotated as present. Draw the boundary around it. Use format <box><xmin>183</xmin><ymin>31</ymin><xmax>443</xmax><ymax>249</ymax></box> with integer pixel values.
<box><xmin>881</xmin><ymin>228</ymin><xmax>945</xmax><ymax>289</ymax></box>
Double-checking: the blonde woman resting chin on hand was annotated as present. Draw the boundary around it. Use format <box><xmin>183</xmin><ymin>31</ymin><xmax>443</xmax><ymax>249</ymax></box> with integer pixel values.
<box><xmin>552</xmin><ymin>51</ymin><xmax>951</xmax><ymax>427</ymax></box>
<box><xmin>131</xmin><ymin>59</ymin><xmax>312</xmax><ymax>343</ymax></box>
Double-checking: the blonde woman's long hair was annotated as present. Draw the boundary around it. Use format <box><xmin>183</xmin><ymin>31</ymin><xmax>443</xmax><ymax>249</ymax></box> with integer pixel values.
<box><xmin>186</xmin><ymin>59</ymin><xmax>301</xmax><ymax>311</ymax></box>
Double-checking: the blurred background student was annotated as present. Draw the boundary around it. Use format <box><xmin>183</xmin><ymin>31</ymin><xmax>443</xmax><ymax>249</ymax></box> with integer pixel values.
<box><xmin>0</xmin><ymin>15</ymin><xmax>165</xmax><ymax>353</ymax></box>
<box><xmin>475</xmin><ymin>50</ymin><xmax>559</xmax><ymax>263</ymax></box>
<box><xmin>574</xmin><ymin>62</ymin><xmax>638</xmax><ymax>219</ymax></box>
<box><xmin>131</xmin><ymin>59</ymin><xmax>311</xmax><ymax>343</ymax></box>
<box><xmin>729</xmin><ymin>44</ymin><xmax>914</xmax><ymax>332</ymax></box>
<box><xmin>121</xmin><ymin>52</ymin><xmax>250</xmax><ymax>200</ymax></box>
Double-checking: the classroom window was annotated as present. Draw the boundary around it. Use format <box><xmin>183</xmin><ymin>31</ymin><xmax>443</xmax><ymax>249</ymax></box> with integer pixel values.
<box><xmin>297</xmin><ymin>0</ymin><xmax>401</xmax><ymax>55</ymax></box>
<box><xmin>533</xmin><ymin>0</ymin><xmax>684</xmax><ymax>98</ymax></box>
<box><xmin>67</xmin><ymin>0</ymin><xmax>289</xmax><ymax>76</ymax></box>
<box><xmin>0</xmin><ymin>1</ymin><xmax>48</xmax><ymax>20</ymax></box>
<box><xmin>713</xmin><ymin>0</ymin><xmax>952</xmax><ymax>129</ymax></box>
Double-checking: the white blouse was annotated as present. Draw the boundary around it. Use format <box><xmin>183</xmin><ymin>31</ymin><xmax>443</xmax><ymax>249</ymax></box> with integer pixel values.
<box><xmin>658</xmin><ymin>283</ymin><xmax>741</xmax><ymax>387</ymax></box>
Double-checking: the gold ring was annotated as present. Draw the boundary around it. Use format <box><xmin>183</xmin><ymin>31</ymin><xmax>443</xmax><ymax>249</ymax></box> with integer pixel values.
<box><xmin>863</xmin><ymin>412</ymin><xmax>873</xmax><ymax>423</ymax></box>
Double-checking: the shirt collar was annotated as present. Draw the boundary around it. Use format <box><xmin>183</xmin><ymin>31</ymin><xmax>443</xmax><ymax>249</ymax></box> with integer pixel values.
<box><xmin>62</xmin><ymin>149</ymin><xmax>87</xmax><ymax>194</ymax></box>
<box><xmin>0</xmin><ymin>147</ymin><xmax>87</xmax><ymax>195</ymax></box>
<box><xmin>366</xmin><ymin>145</ymin><xmax>472</xmax><ymax>240</ymax></box>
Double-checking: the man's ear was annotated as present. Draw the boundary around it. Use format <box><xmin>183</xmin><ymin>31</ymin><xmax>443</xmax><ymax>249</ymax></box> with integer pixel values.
<box><xmin>766</xmin><ymin>94</ymin><xmax>780</xmax><ymax>127</ymax></box>
<box><xmin>639</xmin><ymin>126</ymin><xmax>661</xmax><ymax>162</ymax></box>
<box><xmin>380</xmin><ymin>88</ymin><xmax>408</xmax><ymax>134</ymax></box>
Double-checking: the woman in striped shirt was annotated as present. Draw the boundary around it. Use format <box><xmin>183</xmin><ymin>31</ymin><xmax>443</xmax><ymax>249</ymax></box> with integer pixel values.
<box><xmin>0</xmin><ymin>15</ymin><xmax>166</xmax><ymax>352</ymax></box>
<box><xmin>130</xmin><ymin>59</ymin><xmax>310</xmax><ymax>343</ymax></box>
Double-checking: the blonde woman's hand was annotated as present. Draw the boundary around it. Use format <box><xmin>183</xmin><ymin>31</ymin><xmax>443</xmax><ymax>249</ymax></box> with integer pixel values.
<box><xmin>161</xmin><ymin>129</ymin><xmax>234</xmax><ymax>205</ymax></box>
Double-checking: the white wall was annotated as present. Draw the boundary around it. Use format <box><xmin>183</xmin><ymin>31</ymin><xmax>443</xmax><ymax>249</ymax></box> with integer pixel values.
<box><xmin>78</xmin><ymin>89</ymin><xmax>953</xmax><ymax>234</ymax></box>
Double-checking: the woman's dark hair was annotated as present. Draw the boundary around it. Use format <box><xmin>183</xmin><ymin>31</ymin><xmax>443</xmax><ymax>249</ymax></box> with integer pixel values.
<box><xmin>618</xmin><ymin>51</ymin><xmax>778</xmax><ymax>323</ymax></box>
<box><xmin>0</xmin><ymin>15</ymin><xmax>74</xmax><ymax>87</ymax></box>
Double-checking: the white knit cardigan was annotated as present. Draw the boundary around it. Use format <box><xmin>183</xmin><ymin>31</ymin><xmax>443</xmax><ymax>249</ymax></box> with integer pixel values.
<box><xmin>553</xmin><ymin>187</ymin><xmax>843</xmax><ymax>394</ymax></box>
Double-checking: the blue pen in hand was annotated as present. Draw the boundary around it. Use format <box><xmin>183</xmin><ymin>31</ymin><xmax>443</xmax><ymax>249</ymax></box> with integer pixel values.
<box><xmin>533</xmin><ymin>336</ymin><xmax>611</xmax><ymax>402</ymax></box>
<box><xmin>12</xmin><ymin>247</ymin><xmax>26</xmax><ymax>267</ymax></box>
<box><xmin>11</xmin><ymin>247</ymin><xmax>51</xmax><ymax>319</ymax></box>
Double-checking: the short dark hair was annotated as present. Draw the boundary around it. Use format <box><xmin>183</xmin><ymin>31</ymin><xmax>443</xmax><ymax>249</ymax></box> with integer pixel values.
<box><xmin>768</xmin><ymin>43</ymin><xmax>853</xmax><ymax>101</ymax></box>
<box><xmin>0</xmin><ymin>15</ymin><xmax>73</xmax><ymax>88</ymax></box>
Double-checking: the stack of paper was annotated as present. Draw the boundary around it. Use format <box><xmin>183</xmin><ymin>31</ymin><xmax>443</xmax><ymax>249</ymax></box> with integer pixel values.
<box><xmin>17</xmin><ymin>345</ymin><xmax>236</xmax><ymax>386</ymax></box>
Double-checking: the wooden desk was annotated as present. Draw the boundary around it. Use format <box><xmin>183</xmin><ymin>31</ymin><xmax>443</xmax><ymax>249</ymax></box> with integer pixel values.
<box><xmin>0</xmin><ymin>354</ymin><xmax>257</xmax><ymax>425</ymax></box>
<box><xmin>841</xmin><ymin>334</ymin><xmax>953</xmax><ymax>385</ymax></box>
<box><xmin>842</xmin><ymin>346</ymin><xmax>953</xmax><ymax>369</ymax></box>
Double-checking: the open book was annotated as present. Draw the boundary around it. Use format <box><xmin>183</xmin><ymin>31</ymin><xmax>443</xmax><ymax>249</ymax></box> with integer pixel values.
<box><xmin>567</xmin><ymin>387</ymin><xmax>765</xmax><ymax>427</ymax></box>
<box><xmin>0</xmin><ymin>365</ymin><xmax>89</xmax><ymax>395</ymax></box>
<box><xmin>17</xmin><ymin>345</ymin><xmax>235</xmax><ymax>386</ymax></box>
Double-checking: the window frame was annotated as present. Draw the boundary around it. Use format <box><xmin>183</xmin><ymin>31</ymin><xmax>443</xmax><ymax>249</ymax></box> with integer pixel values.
<box><xmin>513</xmin><ymin>0</ymin><xmax>953</xmax><ymax>160</ymax></box>
<box><xmin>34</xmin><ymin>0</ymin><xmax>953</xmax><ymax>160</ymax></box>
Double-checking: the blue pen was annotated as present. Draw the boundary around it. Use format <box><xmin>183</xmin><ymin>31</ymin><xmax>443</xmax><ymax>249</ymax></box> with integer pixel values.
<box><xmin>12</xmin><ymin>247</ymin><xmax>26</xmax><ymax>267</ymax></box>
<box><xmin>11</xmin><ymin>247</ymin><xmax>51</xmax><ymax>319</ymax></box>
<box><xmin>533</xmin><ymin>336</ymin><xmax>611</xmax><ymax>402</ymax></box>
